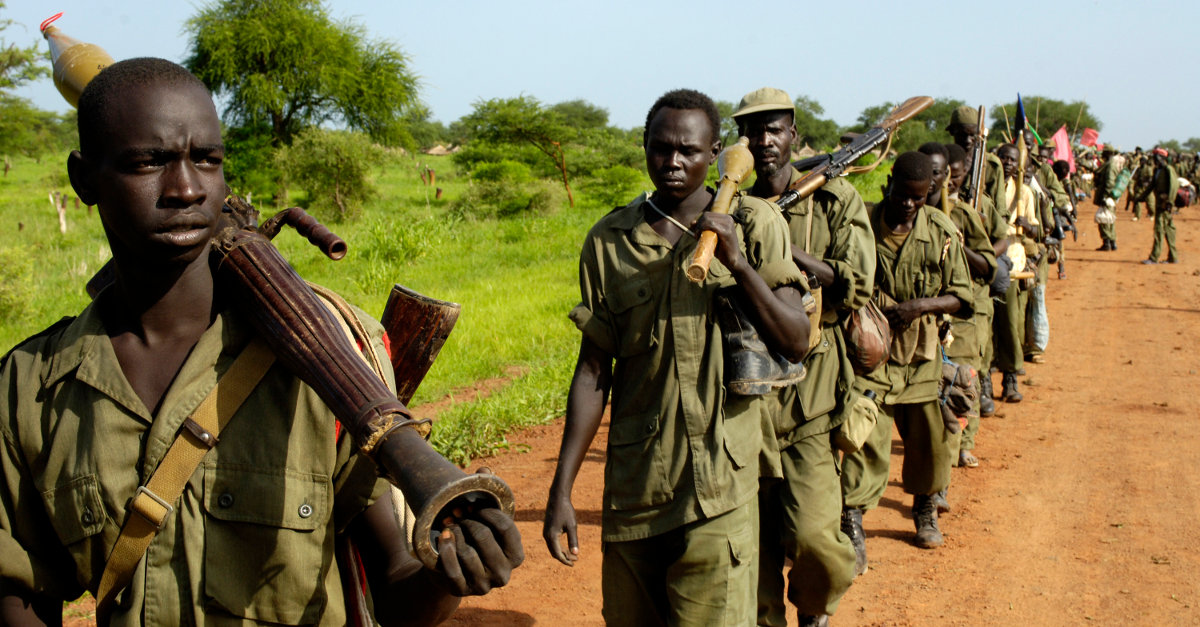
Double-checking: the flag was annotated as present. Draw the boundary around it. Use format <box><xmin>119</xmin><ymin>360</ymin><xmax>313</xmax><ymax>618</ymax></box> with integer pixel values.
<box><xmin>1051</xmin><ymin>125</ymin><xmax>1076</xmax><ymax>173</ymax></box>
<box><xmin>1081</xmin><ymin>128</ymin><xmax>1099</xmax><ymax>147</ymax></box>
<box><xmin>1015</xmin><ymin>94</ymin><xmax>1027</xmax><ymax>133</ymax></box>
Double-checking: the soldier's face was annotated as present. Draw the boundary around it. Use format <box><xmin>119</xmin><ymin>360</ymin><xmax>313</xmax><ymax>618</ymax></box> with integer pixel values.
<box><xmin>927</xmin><ymin>153</ymin><xmax>948</xmax><ymax>204</ymax></box>
<box><xmin>737</xmin><ymin>111</ymin><xmax>796</xmax><ymax>179</ymax></box>
<box><xmin>951</xmin><ymin>125</ymin><xmax>977</xmax><ymax>150</ymax></box>
<box><xmin>887</xmin><ymin>177</ymin><xmax>929</xmax><ymax>224</ymax></box>
<box><xmin>998</xmin><ymin>147</ymin><xmax>1019</xmax><ymax>179</ymax></box>
<box><xmin>71</xmin><ymin>81</ymin><xmax>225</xmax><ymax>268</ymax></box>
<box><xmin>948</xmin><ymin>160</ymin><xmax>967</xmax><ymax>195</ymax></box>
<box><xmin>644</xmin><ymin>107</ymin><xmax>719</xmax><ymax>203</ymax></box>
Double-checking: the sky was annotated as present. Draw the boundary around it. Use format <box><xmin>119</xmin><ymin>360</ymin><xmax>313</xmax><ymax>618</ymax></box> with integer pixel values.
<box><xmin>6</xmin><ymin>0</ymin><xmax>1198</xmax><ymax>150</ymax></box>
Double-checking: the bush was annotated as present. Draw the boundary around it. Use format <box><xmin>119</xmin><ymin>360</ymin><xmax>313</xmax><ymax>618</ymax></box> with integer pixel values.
<box><xmin>584</xmin><ymin>165</ymin><xmax>645</xmax><ymax>208</ymax></box>
<box><xmin>223</xmin><ymin>123</ymin><xmax>282</xmax><ymax>201</ymax></box>
<box><xmin>471</xmin><ymin>160</ymin><xmax>533</xmax><ymax>184</ymax></box>
<box><xmin>451</xmin><ymin>179</ymin><xmax>566</xmax><ymax>220</ymax></box>
<box><xmin>276</xmin><ymin>128</ymin><xmax>386</xmax><ymax>221</ymax></box>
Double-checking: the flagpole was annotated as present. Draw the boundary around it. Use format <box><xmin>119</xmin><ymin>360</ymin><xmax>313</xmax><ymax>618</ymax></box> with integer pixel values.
<box><xmin>1070</xmin><ymin>100</ymin><xmax>1085</xmax><ymax>144</ymax></box>
<box><xmin>1035</xmin><ymin>97</ymin><xmax>1041</xmax><ymax>133</ymax></box>
<box><xmin>1001</xmin><ymin>103</ymin><xmax>1013</xmax><ymax>143</ymax></box>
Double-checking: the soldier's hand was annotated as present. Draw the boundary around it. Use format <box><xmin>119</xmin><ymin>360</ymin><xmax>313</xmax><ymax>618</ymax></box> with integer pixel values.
<box><xmin>883</xmin><ymin>299</ymin><xmax>926</xmax><ymax>328</ymax></box>
<box><xmin>435</xmin><ymin>507</ymin><xmax>524</xmax><ymax>596</ymax></box>
<box><xmin>542</xmin><ymin>493</ymin><xmax>580</xmax><ymax>566</ymax></box>
<box><xmin>693</xmin><ymin>212</ymin><xmax>746</xmax><ymax>273</ymax></box>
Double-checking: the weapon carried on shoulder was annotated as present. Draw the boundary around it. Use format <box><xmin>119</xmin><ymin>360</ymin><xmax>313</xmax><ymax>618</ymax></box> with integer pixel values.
<box><xmin>688</xmin><ymin>137</ymin><xmax>755</xmax><ymax>282</ymax></box>
<box><xmin>774</xmin><ymin>96</ymin><xmax>934</xmax><ymax>211</ymax></box>
<box><xmin>964</xmin><ymin>105</ymin><xmax>988</xmax><ymax>210</ymax></box>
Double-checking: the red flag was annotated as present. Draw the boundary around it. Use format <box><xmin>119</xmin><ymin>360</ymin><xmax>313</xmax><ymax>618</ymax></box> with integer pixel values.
<box><xmin>1080</xmin><ymin>128</ymin><xmax>1099</xmax><ymax>147</ymax></box>
<box><xmin>1051</xmin><ymin>125</ymin><xmax>1076</xmax><ymax>173</ymax></box>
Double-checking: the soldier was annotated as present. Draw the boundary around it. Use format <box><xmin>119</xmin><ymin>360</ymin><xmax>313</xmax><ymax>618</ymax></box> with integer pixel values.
<box><xmin>946</xmin><ymin>105</ymin><xmax>1007</xmax><ymax>214</ymax></box>
<box><xmin>994</xmin><ymin>143</ymin><xmax>1040</xmax><ymax>402</ymax></box>
<box><xmin>1127</xmin><ymin>147</ymin><xmax>1150</xmax><ymax>218</ymax></box>
<box><xmin>840</xmin><ymin>152</ymin><xmax>974</xmax><ymax>552</ymax></box>
<box><xmin>1093</xmin><ymin>145</ymin><xmax>1123</xmax><ymax>251</ymax></box>
<box><xmin>0</xmin><ymin>58</ymin><xmax>522</xmax><ymax>626</ymax></box>
<box><xmin>544</xmin><ymin>89</ymin><xmax>810</xmax><ymax>626</ymax></box>
<box><xmin>1020</xmin><ymin>156</ymin><xmax>1057</xmax><ymax>365</ymax></box>
<box><xmin>919</xmin><ymin>142</ymin><xmax>997</xmax><ymax>469</ymax></box>
<box><xmin>1139</xmin><ymin>148</ymin><xmax>1180</xmax><ymax>264</ymax></box>
<box><xmin>732</xmin><ymin>87</ymin><xmax>876</xmax><ymax>627</ymax></box>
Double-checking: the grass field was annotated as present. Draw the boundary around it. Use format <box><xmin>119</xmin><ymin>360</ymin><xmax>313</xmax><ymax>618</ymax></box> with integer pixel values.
<box><xmin>0</xmin><ymin>148</ymin><xmax>889</xmax><ymax>464</ymax></box>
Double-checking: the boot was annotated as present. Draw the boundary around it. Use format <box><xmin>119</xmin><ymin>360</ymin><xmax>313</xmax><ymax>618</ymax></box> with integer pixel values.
<box><xmin>933</xmin><ymin>487</ymin><xmax>950</xmax><ymax>513</ymax></box>
<box><xmin>1110</xmin><ymin>240</ymin><xmax>1117</xmax><ymax>251</ymax></box>
<box><xmin>1096</xmin><ymin>239</ymin><xmax>1111</xmax><ymax>251</ymax></box>
<box><xmin>979</xmin><ymin>373</ymin><xmax>996</xmax><ymax>416</ymax></box>
<box><xmin>1001</xmin><ymin>372</ymin><xmax>1023</xmax><ymax>403</ymax></box>
<box><xmin>716</xmin><ymin>292</ymin><xmax>806</xmax><ymax>395</ymax></box>
<box><xmin>841</xmin><ymin>507</ymin><xmax>868</xmax><ymax>577</ymax></box>
<box><xmin>912</xmin><ymin>494</ymin><xmax>944</xmax><ymax>549</ymax></box>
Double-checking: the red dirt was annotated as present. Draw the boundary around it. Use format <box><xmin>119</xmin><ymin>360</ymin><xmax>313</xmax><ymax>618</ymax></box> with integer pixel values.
<box><xmin>447</xmin><ymin>201</ymin><xmax>1200</xmax><ymax>626</ymax></box>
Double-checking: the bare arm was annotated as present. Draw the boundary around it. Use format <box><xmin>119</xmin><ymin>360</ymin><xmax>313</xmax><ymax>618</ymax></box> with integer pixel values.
<box><xmin>696</xmin><ymin>212</ymin><xmax>810</xmax><ymax>362</ymax></box>
<box><xmin>543</xmin><ymin>338</ymin><xmax>612</xmax><ymax>566</ymax></box>
<box><xmin>883</xmin><ymin>295</ymin><xmax>964</xmax><ymax>329</ymax></box>
<box><xmin>963</xmin><ymin>247</ymin><xmax>991</xmax><ymax>278</ymax></box>
<box><xmin>790</xmin><ymin>244</ymin><xmax>836</xmax><ymax>288</ymax></box>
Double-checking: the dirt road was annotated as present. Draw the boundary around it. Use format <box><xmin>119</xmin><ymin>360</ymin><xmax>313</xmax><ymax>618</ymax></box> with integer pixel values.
<box><xmin>447</xmin><ymin>203</ymin><xmax>1200</xmax><ymax>626</ymax></box>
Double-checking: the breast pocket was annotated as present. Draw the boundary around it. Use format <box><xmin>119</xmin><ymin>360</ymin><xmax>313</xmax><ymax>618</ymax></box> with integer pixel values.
<box><xmin>201</xmin><ymin>465</ymin><xmax>331</xmax><ymax>625</ymax></box>
<box><xmin>40</xmin><ymin>474</ymin><xmax>108</xmax><ymax>579</ymax></box>
<box><xmin>606</xmin><ymin>277</ymin><xmax>659</xmax><ymax>358</ymax></box>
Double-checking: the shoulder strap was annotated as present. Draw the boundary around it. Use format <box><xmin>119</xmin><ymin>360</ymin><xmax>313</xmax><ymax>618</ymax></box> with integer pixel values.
<box><xmin>95</xmin><ymin>338</ymin><xmax>276</xmax><ymax>616</ymax></box>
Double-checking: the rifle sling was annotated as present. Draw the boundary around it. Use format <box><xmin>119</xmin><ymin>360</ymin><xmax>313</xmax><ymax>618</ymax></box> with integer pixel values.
<box><xmin>95</xmin><ymin>338</ymin><xmax>276</xmax><ymax>617</ymax></box>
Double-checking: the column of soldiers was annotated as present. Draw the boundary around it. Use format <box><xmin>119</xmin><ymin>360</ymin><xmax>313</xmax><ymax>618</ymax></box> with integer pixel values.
<box><xmin>546</xmin><ymin>91</ymin><xmax>1131</xmax><ymax>627</ymax></box>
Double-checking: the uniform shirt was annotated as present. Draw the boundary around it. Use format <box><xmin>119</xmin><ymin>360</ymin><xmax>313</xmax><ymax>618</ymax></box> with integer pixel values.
<box><xmin>0</xmin><ymin>295</ymin><xmax>390</xmax><ymax>626</ymax></box>
<box><xmin>1147</xmin><ymin>163</ymin><xmax>1180</xmax><ymax>211</ymax></box>
<box><xmin>569</xmin><ymin>192</ymin><xmax>803</xmax><ymax>542</ymax></box>
<box><xmin>1093</xmin><ymin>158</ymin><xmax>1121</xmax><ymax>202</ymax></box>
<box><xmin>769</xmin><ymin>169</ymin><xmax>875</xmax><ymax>446</ymax></box>
<box><xmin>944</xmin><ymin>198</ymin><xmax>999</xmax><ymax>362</ymax></box>
<box><xmin>861</xmin><ymin>203</ymin><xmax>974</xmax><ymax>406</ymax></box>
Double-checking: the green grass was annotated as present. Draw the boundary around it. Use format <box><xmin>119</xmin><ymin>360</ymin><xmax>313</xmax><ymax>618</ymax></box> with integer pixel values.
<box><xmin>0</xmin><ymin>149</ymin><xmax>889</xmax><ymax>465</ymax></box>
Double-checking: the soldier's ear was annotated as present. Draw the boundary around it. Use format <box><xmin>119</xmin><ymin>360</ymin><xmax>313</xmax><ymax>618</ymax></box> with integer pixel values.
<box><xmin>67</xmin><ymin>150</ymin><xmax>98</xmax><ymax>206</ymax></box>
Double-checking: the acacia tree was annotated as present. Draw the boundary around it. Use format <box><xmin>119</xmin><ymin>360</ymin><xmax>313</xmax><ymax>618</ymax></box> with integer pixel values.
<box><xmin>988</xmin><ymin>96</ymin><xmax>1101</xmax><ymax>145</ymax></box>
<box><xmin>184</xmin><ymin>0</ymin><xmax>419</xmax><ymax>147</ymax></box>
<box><xmin>460</xmin><ymin>96</ymin><xmax>577</xmax><ymax>206</ymax></box>
<box><xmin>0</xmin><ymin>2</ymin><xmax>72</xmax><ymax>156</ymax></box>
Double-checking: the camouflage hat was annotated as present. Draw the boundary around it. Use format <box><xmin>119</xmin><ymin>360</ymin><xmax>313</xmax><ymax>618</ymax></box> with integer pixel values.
<box><xmin>945</xmin><ymin>105</ymin><xmax>979</xmax><ymax>130</ymax></box>
<box><xmin>732</xmin><ymin>87</ymin><xmax>794</xmax><ymax>119</ymax></box>
<box><xmin>1042</xmin><ymin>137</ymin><xmax>1057</xmax><ymax>149</ymax></box>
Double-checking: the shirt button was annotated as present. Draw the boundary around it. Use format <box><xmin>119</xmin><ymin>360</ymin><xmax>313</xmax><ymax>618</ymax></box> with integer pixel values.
<box><xmin>298</xmin><ymin>503</ymin><xmax>313</xmax><ymax>518</ymax></box>
<box><xmin>218</xmin><ymin>493</ymin><xmax>234</xmax><ymax>508</ymax></box>
<box><xmin>81</xmin><ymin>508</ymin><xmax>94</xmax><ymax>525</ymax></box>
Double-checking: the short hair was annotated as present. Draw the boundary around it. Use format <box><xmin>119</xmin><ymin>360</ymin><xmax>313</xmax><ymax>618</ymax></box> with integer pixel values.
<box><xmin>917</xmin><ymin>141</ymin><xmax>948</xmax><ymax>161</ymax></box>
<box><xmin>1052</xmin><ymin>160</ymin><xmax>1071</xmax><ymax>178</ymax></box>
<box><xmin>891</xmin><ymin>151</ymin><xmax>932</xmax><ymax>183</ymax></box>
<box><xmin>77</xmin><ymin>57</ymin><xmax>211</xmax><ymax>156</ymax></box>
<box><xmin>944</xmin><ymin>143</ymin><xmax>967</xmax><ymax>166</ymax></box>
<box><xmin>997</xmin><ymin>143</ymin><xmax>1018</xmax><ymax>158</ymax></box>
<box><xmin>644</xmin><ymin>89</ymin><xmax>721</xmax><ymax>145</ymax></box>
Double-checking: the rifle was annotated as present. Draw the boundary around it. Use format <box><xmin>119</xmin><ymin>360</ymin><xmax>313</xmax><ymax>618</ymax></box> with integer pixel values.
<box><xmin>774</xmin><ymin>96</ymin><xmax>934</xmax><ymax>211</ymax></box>
<box><xmin>964</xmin><ymin>105</ymin><xmax>988</xmax><ymax>210</ymax></box>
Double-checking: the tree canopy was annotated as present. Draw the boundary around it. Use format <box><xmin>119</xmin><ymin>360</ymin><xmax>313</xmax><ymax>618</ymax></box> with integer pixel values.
<box><xmin>987</xmin><ymin>96</ymin><xmax>1101</xmax><ymax>145</ymax></box>
<box><xmin>184</xmin><ymin>0</ymin><xmax>419</xmax><ymax>147</ymax></box>
<box><xmin>0</xmin><ymin>3</ymin><xmax>73</xmax><ymax>155</ymax></box>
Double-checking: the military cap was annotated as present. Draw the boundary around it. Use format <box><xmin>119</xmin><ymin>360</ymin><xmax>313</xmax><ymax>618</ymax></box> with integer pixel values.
<box><xmin>1152</xmin><ymin>147</ymin><xmax>1168</xmax><ymax>157</ymax></box>
<box><xmin>946</xmin><ymin>105</ymin><xmax>979</xmax><ymax>130</ymax></box>
<box><xmin>1103</xmin><ymin>144</ymin><xmax>1118</xmax><ymax>155</ymax></box>
<box><xmin>732</xmin><ymin>87</ymin><xmax>794</xmax><ymax>119</ymax></box>
<box><xmin>1042</xmin><ymin>137</ymin><xmax>1056</xmax><ymax>149</ymax></box>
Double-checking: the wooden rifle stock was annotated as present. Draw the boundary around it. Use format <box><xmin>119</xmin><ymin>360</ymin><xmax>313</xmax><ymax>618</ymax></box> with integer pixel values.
<box><xmin>686</xmin><ymin>137</ymin><xmax>755</xmax><ymax>283</ymax></box>
<box><xmin>966</xmin><ymin>105</ymin><xmax>988</xmax><ymax>211</ymax></box>
<box><xmin>775</xmin><ymin>96</ymin><xmax>934</xmax><ymax>211</ymax></box>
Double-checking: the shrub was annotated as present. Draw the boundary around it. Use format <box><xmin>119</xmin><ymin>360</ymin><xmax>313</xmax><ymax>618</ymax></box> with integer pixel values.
<box><xmin>276</xmin><ymin>128</ymin><xmax>386</xmax><ymax>221</ymax></box>
<box><xmin>451</xmin><ymin>179</ymin><xmax>565</xmax><ymax>220</ymax></box>
<box><xmin>584</xmin><ymin>165</ymin><xmax>645</xmax><ymax>208</ymax></box>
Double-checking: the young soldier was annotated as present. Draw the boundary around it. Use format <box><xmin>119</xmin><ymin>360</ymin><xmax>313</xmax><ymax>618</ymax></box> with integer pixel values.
<box><xmin>919</xmin><ymin>142</ymin><xmax>997</xmax><ymax>469</ymax></box>
<box><xmin>993</xmin><ymin>143</ymin><xmax>1043</xmax><ymax>401</ymax></box>
<box><xmin>0</xmin><ymin>59</ymin><xmax>522</xmax><ymax>626</ymax></box>
<box><xmin>1093</xmin><ymin>145</ymin><xmax>1123</xmax><ymax>250</ymax></box>
<box><xmin>732</xmin><ymin>87</ymin><xmax>876</xmax><ymax>627</ymax></box>
<box><xmin>1139</xmin><ymin>148</ymin><xmax>1181</xmax><ymax>264</ymax></box>
<box><xmin>840</xmin><ymin>152</ymin><xmax>974</xmax><ymax>552</ymax></box>
<box><xmin>946</xmin><ymin>106</ymin><xmax>1007</xmax><ymax>215</ymax></box>
<box><xmin>543</xmin><ymin>89</ymin><xmax>809</xmax><ymax>626</ymax></box>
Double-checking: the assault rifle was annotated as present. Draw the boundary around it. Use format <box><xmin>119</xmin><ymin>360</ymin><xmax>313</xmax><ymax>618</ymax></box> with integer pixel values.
<box><xmin>775</xmin><ymin>96</ymin><xmax>934</xmax><ymax>211</ymax></box>
<box><xmin>964</xmin><ymin>105</ymin><xmax>988</xmax><ymax>210</ymax></box>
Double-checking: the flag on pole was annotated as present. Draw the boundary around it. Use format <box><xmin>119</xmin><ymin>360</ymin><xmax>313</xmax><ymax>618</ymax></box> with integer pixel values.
<box><xmin>1015</xmin><ymin>94</ymin><xmax>1027</xmax><ymax>133</ymax></box>
<box><xmin>1051</xmin><ymin>125</ymin><xmax>1076</xmax><ymax>173</ymax></box>
<box><xmin>1080</xmin><ymin>128</ymin><xmax>1099</xmax><ymax>147</ymax></box>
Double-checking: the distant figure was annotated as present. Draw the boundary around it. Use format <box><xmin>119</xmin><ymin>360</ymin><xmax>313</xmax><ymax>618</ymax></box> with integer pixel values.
<box><xmin>1139</xmin><ymin>148</ymin><xmax>1180</xmax><ymax>264</ymax></box>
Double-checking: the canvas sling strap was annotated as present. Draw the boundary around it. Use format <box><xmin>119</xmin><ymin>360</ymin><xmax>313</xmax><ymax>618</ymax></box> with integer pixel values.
<box><xmin>95</xmin><ymin>338</ymin><xmax>276</xmax><ymax>616</ymax></box>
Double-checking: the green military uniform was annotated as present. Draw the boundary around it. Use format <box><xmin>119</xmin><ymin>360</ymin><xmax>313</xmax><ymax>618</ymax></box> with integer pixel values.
<box><xmin>963</xmin><ymin>153</ymin><xmax>1009</xmax><ymax>222</ymax></box>
<box><xmin>1094</xmin><ymin>156</ymin><xmax>1122</xmax><ymax>245</ymax></box>
<box><xmin>1128</xmin><ymin>155</ymin><xmax>1152</xmax><ymax>217</ymax></box>
<box><xmin>0</xmin><ymin>296</ymin><xmax>390</xmax><ymax>626</ymax></box>
<box><xmin>941</xmin><ymin>198</ymin><xmax>997</xmax><ymax>456</ymax></box>
<box><xmin>755</xmin><ymin>171</ymin><xmax>875</xmax><ymax>623</ymax></box>
<box><xmin>570</xmin><ymin>191</ymin><xmax>804</xmax><ymax>625</ymax></box>
<box><xmin>841</xmin><ymin>203</ymin><xmax>974</xmax><ymax>509</ymax></box>
<box><xmin>1023</xmin><ymin>181</ymin><xmax>1057</xmax><ymax>359</ymax></box>
<box><xmin>1143</xmin><ymin>162</ymin><xmax>1180</xmax><ymax>262</ymax></box>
